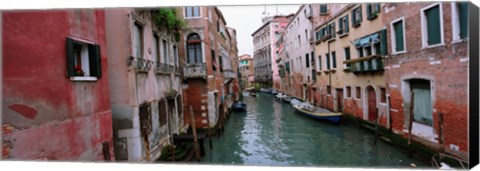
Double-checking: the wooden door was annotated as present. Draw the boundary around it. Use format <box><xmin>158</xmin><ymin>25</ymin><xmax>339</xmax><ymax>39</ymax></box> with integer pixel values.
<box><xmin>367</xmin><ymin>87</ymin><xmax>377</xmax><ymax>121</ymax></box>
<box><xmin>336</xmin><ymin>89</ymin><xmax>343</xmax><ymax>112</ymax></box>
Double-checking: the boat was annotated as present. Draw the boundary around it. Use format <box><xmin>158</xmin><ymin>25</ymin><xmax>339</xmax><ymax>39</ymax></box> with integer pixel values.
<box><xmin>290</xmin><ymin>99</ymin><xmax>342</xmax><ymax>124</ymax></box>
<box><xmin>274</xmin><ymin>93</ymin><xmax>287</xmax><ymax>101</ymax></box>
<box><xmin>281</xmin><ymin>96</ymin><xmax>293</xmax><ymax>103</ymax></box>
<box><xmin>231</xmin><ymin>101</ymin><xmax>247</xmax><ymax>112</ymax></box>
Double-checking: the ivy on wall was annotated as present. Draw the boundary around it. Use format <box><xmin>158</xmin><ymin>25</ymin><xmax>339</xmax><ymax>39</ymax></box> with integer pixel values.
<box><xmin>152</xmin><ymin>8</ymin><xmax>185</xmax><ymax>41</ymax></box>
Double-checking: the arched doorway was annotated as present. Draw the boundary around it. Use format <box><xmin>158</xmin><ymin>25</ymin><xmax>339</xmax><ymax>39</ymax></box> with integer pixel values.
<box><xmin>366</xmin><ymin>86</ymin><xmax>377</xmax><ymax>121</ymax></box>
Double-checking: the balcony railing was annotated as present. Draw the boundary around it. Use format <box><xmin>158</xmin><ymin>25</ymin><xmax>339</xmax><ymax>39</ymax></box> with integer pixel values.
<box><xmin>155</xmin><ymin>62</ymin><xmax>174</xmax><ymax>74</ymax></box>
<box><xmin>224</xmin><ymin>70</ymin><xmax>236</xmax><ymax>79</ymax></box>
<box><xmin>183</xmin><ymin>63</ymin><xmax>206</xmax><ymax>79</ymax></box>
<box><xmin>345</xmin><ymin>55</ymin><xmax>384</xmax><ymax>73</ymax></box>
<box><xmin>174</xmin><ymin>66</ymin><xmax>182</xmax><ymax>75</ymax></box>
<box><xmin>128</xmin><ymin>56</ymin><xmax>153</xmax><ymax>72</ymax></box>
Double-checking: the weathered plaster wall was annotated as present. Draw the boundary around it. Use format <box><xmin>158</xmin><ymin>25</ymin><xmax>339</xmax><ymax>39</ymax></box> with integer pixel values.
<box><xmin>2</xmin><ymin>10</ymin><xmax>113</xmax><ymax>160</ymax></box>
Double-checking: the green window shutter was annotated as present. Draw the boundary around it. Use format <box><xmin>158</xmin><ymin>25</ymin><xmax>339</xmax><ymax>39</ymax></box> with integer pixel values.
<box><xmin>312</xmin><ymin>69</ymin><xmax>316</xmax><ymax>80</ymax></box>
<box><xmin>332</xmin><ymin>52</ymin><xmax>336</xmax><ymax>68</ymax></box>
<box><xmin>394</xmin><ymin>20</ymin><xmax>405</xmax><ymax>52</ymax></box>
<box><xmin>351</xmin><ymin>10</ymin><xmax>356</xmax><ymax>25</ymax></box>
<box><xmin>311</xmin><ymin>51</ymin><xmax>315</xmax><ymax>65</ymax></box>
<box><xmin>366</xmin><ymin>4</ymin><xmax>372</xmax><ymax>19</ymax></box>
<box><xmin>425</xmin><ymin>5</ymin><xmax>441</xmax><ymax>45</ymax></box>
<box><xmin>332</xmin><ymin>22</ymin><xmax>336</xmax><ymax>37</ymax></box>
<box><xmin>88</xmin><ymin>44</ymin><xmax>102</xmax><ymax>78</ymax></box>
<box><xmin>319</xmin><ymin>55</ymin><xmax>322</xmax><ymax>70</ymax></box>
<box><xmin>380</xmin><ymin>29</ymin><xmax>388</xmax><ymax>56</ymax></box>
<box><xmin>345</xmin><ymin>15</ymin><xmax>350</xmax><ymax>32</ymax></box>
<box><xmin>359</xmin><ymin>6</ymin><xmax>363</xmax><ymax>22</ymax></box>
<box><xmin>320</xmin><ymin>5</ymin><xmax>328</xmax><ymax>14</ymax></box>
<box><xmin>66</xmin><ymin>37</ymin><xmax>75</xmax><ymax>77</ymax></box>
<box><xmin>326</xmin><ymin>53</ymin><xmax>330</xmax><ymax>69</ymax></box>
<box><xmin>458</xmin><ymin>2</ymin><xmax>469</xmax><ymax>39</ymax></box>
<box><xmin>338</xmin><ymin>18</ymin><xmax>343</xmax><ymax>32</ymax></box>
<box><xmin>345</xmin><ymin>47</ymin><xmax>351</xmax><ymax>68</ymax></box>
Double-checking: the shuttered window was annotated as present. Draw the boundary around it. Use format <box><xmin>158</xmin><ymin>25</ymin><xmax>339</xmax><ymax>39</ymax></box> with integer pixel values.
<box><xmin>351</xmin><ymin>6</ymin><xmax>362</xmax><ymax>27</ymax></box>
<box><xmin>306</xmin><ymin>53</ymin><xmax>310</xmax><ymax>68</ymax></box>
<box><xmin>393</xmin><ymin>20</ymin><xmax>405</xmax><ymax>52</ymax></box>
<box><xmin>366</xmin><ymin>3</ymin><xmax>380</xmax><ymax>20</ymax></box>
<box><xmin>331</xmin><ymin>51</ymin><xmax>336</xmax><ymax>68</ymax></box>
<box><xmin>320</xmin><ymin>4</ymin><xmax>328</xmax><ymax>15</ymax></box>
<box><xmin>425</xmin><ymin>5</ymin><xmax>441</xmax><ymax>45</ymax></box>
<box><xmin>344</xmin><ymin>47</ymin><xmax>351</xmax><ymax>68</ymax></box>
<box><xmin>318</xmin><ymin>55</ymin><xmax>322</xmax><ymax>70</ymax></box>
<box><xmin>326</xmin><ymin>53</ymin><xmax>330</xmax><ymax>69</ymax></box>
<box><xmin>458</xmin><ymin>2</ymin><xmax>468</xmax><ymax>39</ymax></box>
<box><xmin>66</xmin><ymin>37</ymin><xmax>102</xmax><ymax>78</ymax></box>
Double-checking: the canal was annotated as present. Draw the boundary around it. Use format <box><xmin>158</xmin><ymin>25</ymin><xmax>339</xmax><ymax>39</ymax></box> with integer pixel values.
<box><xmin>200</xmin><ymin>93</ymin><xmax>430</xmax><ymax>168</ymax></box>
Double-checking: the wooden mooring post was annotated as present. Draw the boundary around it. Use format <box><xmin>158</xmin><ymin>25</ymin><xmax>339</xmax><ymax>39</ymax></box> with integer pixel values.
<box><xmin>374</xmin><ymin>107</ymin><xmax>379</xmax><ymax>145</ymax></box>
<box><xmin>189</xmin><ymin>106</ymin><xmax>200</xmax><ymax>161</ymax></box>
<box><xmin>407</xmin><ymin>91</ymin><xmax>415</xmax><ymax>157</ymax></box>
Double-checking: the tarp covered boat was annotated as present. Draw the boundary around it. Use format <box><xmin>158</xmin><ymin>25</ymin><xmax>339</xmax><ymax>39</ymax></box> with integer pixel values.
<box><xmin>290</xmin><ymin>99</ymin><xmax>342</xmax><ymax>124</ymax></box>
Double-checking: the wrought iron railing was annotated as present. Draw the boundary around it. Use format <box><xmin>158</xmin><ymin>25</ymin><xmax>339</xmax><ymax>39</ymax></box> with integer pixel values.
<box><xmin>155</xmin><ymin>62</ymin><xmax>174</xmax><ymax>74</ymax></box>
<box><xmin>128</xmin><ymin>56</ymin><xmax>153</xmax><ymax>72</ymax></box>
<box><xmin>183</xmin><ymin>63</ymin><xmax>206</xmax><ymax>78</ymax></box>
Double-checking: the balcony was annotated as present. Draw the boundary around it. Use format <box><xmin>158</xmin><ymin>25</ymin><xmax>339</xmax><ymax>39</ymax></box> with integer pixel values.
<box><xmin>224</xmin><ymin>70</ymin><xmax>236</xmax><ymax>80</ymax></box>
<box><xmin>128</xmin><ymin>56</ymin><xmax>152</xmax><ymax>73</ymax></box>
<box><xmin>344</xmin><ymin>55</ymin><xmax>384</xmax><ymax>73</ymax></box>
<box><xmin>174</xmin><ymin>66</ymin><xmax>182</xmax><ymax>75</ymax></box>
<box><xmin>183</xmin><ymin>63</ymin><xmax>207</xmax><ymax>79</ymax></box>
<box><xmin>155</xmin><ymin>62</ymin><xmax>174</xmax><ymax>74</ymax></box>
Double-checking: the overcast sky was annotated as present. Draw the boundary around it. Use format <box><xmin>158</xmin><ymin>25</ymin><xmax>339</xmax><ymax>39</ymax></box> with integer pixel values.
<box><xmin>217</xmin><ymin>5</ymin><xmax>300</xmax><ymax>57</ymax></box>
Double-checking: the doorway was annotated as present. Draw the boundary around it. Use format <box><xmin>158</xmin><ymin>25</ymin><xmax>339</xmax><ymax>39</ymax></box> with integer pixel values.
<box><xmin>336</xmin><ymin>88</ymin><xmax>344</xmax><ymax>112</ymax></box>
<box><xmin>366</xmin><ymin>86</ymin><xmax>377</xmax><ymax>121</ymax></box>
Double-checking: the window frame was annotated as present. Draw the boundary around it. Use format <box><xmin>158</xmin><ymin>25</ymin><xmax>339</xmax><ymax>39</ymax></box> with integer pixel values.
<box><xmin>390</xmin><ymin>17</ymin><xmax>407</xmax><ymax>55</ymax></box>
<box><xmin>420</xmin><ymin>3</ymin><xmax>445</xmax><ymax>49</ymax></box>
<box><xmin>66</xmin><ymin>37</ymin><xmax>102</xmax><ymax>81</ymax></box>
<box><xmin>184</xmin><ymin>6</ymin><xmax>202</xmax><ymax>19</ymax></box>
<box><xmin>345</xmin><ymin>86</ymin><xmax>352</xmax><ymax>99</ymax></box>
<box><xmin>355</xmin><ymin>86</ymin><xmax>362</xmax><ymax>100</ymax></box>
<box><xmin>451</xmin><ymin>2</ymin><xmax>469</xmax><ymax>43</ymax></box>
<box><xmin>351</xmin><ymin>5</ymin><xmax>363</xmax><ymax>28</ymax></box>
<box><xmin>343</xmin><ymin>47</ymin><xmax>351</xmax><ymax>69</ymax></box>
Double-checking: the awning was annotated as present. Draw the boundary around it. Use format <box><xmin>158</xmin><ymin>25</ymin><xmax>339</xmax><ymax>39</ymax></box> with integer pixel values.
<box><xmin>353</xmin><ymin>39</ymin><xmax>361</xmax><ymax>47</ymax></box>
<box><xmin>370</xmin><ymin>33</ymin><xmax>380</xmax><ymax>44</ymax></box>
<box><xmin>360</xmin><ymin>37</ymin><xmax>371</xmax><ymax>47</ymax></box>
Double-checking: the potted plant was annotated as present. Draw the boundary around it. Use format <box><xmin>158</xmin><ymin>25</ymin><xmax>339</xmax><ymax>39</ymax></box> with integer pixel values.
<box><xmin>74</xmin><ymin>66</ymin><xmax>85</xmax><ymax>76</ymax></box>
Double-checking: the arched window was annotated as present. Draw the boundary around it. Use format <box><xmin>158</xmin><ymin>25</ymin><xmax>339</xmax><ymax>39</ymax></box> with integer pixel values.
<box><xmin>186</xmin><ymin>33</ymin><xmax>202</xmax><ymax>64</ymax></box>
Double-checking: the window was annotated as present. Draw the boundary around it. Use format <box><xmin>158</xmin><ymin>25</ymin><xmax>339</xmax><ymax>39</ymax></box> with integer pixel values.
<box><xmin>320</xmin><ymin>4</ymin><xmax>328</xmax><ymax>15</ymax></box>
<box><xmin>298</xmin><ymin>35</ymin><xmax>301</xmax><ymax>46</ymax></box>
<box><xmin>162</xmin><ymin>39</ymin><xmax>168</xmax><ymax>63</ymax></box>
<box><xmin>306</xmin><ymin>53</ymin><xmax>310</xmax><ymax>68</ymax></box>
<box><xmin>338</xmin><ymin>15</ymin><xmax>349</xmax><ymax>35</ymax></box>
<box><xmin>355</xmin><ymin>86</ymin><xmax>361</xmax><ymax>99</ymax></box>
<box><xmin>351</xmin><ymin>6</ymin><xmax>362</xmax><ymax>28</ymax></box>
<box><xmin>186</xmin><ymin>33</ymin><xmax>203</xmax><ymax>64</ymax></box>
<box><xmin>173</xmin><ymin>45</ymin><xmax>178</xmax><ymax>67</ymax></box>
<box><xmin>318</xmin><ymin>55</ymin><xmax>322</xmax><ymax>70</ymax></box>
<box><xmin>66</xmin><ymin>37</ymin><xmax>102</xmax><ymax>79</ymax></box>
<box><xmin>380</xmin><ymin>87</ymin><xmax>386</xmax><ymax>103</ymax></box>
<box><xmin>327</xmin><ymin>85</ymin><xmax>331</xmax><ymax>95</ymax></box>
<box><xmin>331</xmin><ymin>51</ymin><xmax>336</xmax><ymax>69</ymax></box>
<box><xmin>185</xmin><ymin>6</ymin><xmax>200</xmax><ymax>18</ymax></box>
<box><xmin>153</xmin><ymin>35</ymin><xmax>160</xmax><ymax>63</ymax></box>
<box><xmin>344</xmin><ymin>47</ymin><xmax>351</xmax><ymax>68</ymax></box>
<box><xmin>311</xmin><ymin>51</ymin><xmax>315</xmax><ymax>66</ymax></box>
<box><xmin>219</xmin><ymin>56</ymin><xmax>223</xmax><ymax>72</ymax></box>
<box><xmin>133</xmin><ymin>23</ymin><xmax>143</xmax><ymax>58</ymax></box>
<box><xmin>158</xmin><ymin>99</ymin><xmax>167</xmax><ymax>126</ymax></box>
<box><xmin>326</xmin><ymin>53</ymin><xmax>330</xmax><ymax>69</ymax></box>
<box><xmin>355</xmin><ymin>31</ymin><xmax>386</xmax><ymax>57</ymax></box>
<box><xmin>211</xmin><ymin>49</ymin><xmax>216</xmax><ymax>71</ymax></box>
<box><xmin>421</xmin><ymin>3</ymin><xmax>443</xmax><ymax>47</ymax></box>
<box><xmin>208</xmin><ymin>8</ymin><xmax>212</xmax><ymax>22</ymax></box>
<box><xmin>346</xmin><ymin>86</ymin><xmax>351</xmax><ymax>98</ymax></box>
<box><xmin>452</xmin><ymin>2</ymin><xmax>469</xmax><ymax>41</ymax></box>
<box><xmin>391</xmin><ymin>18</ymin><xmax>406</xmax><ymax>53</ymax></box>
<box><xmin>305</xmin><ymin>29</ymin><xmax>308</xmax><ymax>42</ymax></box>
<box><xmin>366</xmin><ymin>3</ymin><xmax>380</xmax><ymax>20</ymax></box>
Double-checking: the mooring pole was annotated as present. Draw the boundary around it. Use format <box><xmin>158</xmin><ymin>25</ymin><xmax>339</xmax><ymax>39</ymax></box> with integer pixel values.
<box><xmin>189</xmin><ymin>106</ymin><xmax>200</xmax><ymax>161</ymax></box>
<box><xmin>408</xmin><ymin>91</ymin><xmax>415</xmax><ymax>158</ymax></box>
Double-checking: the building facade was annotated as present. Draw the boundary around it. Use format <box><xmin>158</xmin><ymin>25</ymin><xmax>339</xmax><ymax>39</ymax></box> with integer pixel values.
<box><xmin>239</xmin><ymin>54</ymin><xmax>254</xmax><ymax>89</ymax></box>
<box><xmin>2</xmin><ymin>10</ymin><xmax>114</xmax><ymax>160</ymax></box>
<box><xmin>382</xmin><ymin>2</ymin><xmax>469</xmax><ymax>160</ymax></box>
<box><xmin>252</xmin><ymin>15</ymin><xmax>291</xmax><ymax>89</ymax></box>
<box><xmin>105</xmin><ymin>8</ymin><xmax>185</xmax><ymax>162</ymax></box>
<box><xmin>177</xmin><ymin>6</ymin><xmax>238</xmax><ymax>129</ymax></box>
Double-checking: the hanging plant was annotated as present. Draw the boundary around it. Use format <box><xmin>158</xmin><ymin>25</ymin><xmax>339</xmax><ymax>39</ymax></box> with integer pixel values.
<box><xmin>152</xmin><ymin>8</ymin><xmax>186</xmax><ymax>41</ymax></box>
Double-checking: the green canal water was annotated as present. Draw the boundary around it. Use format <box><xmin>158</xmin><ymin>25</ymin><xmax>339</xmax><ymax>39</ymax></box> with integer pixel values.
<box><xmin>200</xmin><ymin>94</ymin><xmax>430</xmax><ymax>168</ymax></box>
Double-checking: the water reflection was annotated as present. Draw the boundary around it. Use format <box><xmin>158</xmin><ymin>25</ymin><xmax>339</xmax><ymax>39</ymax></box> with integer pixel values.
<box><xmin>201</xmin><ymin>94</ymin><xmax>429</xmax><ymax>168</ymax></box>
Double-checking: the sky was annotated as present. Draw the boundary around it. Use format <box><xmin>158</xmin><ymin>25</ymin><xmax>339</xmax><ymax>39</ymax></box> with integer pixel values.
<box><xmin>217</xmin><ymin>5</ymin><xmax>300</xmax><ymax>57</ymax></box>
